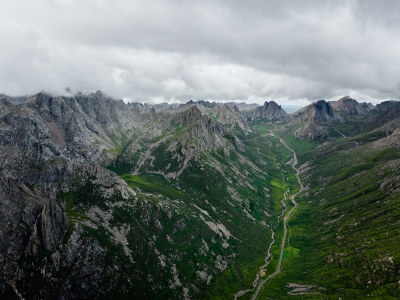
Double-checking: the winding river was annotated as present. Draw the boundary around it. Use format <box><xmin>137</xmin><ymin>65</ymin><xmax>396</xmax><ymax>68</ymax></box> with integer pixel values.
<box><xmin>235</xmin><ymin>133</ymin><xmax>304</xmax><ymax>300</ymax></box>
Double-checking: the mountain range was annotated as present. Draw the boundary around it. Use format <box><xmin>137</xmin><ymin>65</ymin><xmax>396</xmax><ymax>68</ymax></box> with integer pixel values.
<box><xmin>0</xmin><ymin>92</ymin><xmax>399</xmax><ymax>299</ymax></box>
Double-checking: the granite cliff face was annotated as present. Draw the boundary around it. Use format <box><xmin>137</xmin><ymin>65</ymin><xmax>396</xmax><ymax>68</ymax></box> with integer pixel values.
<box><xmin>290</xmin><ymin>100</ymin><xmax>334</xmax><ymax>140</ymax></box>
<box><xmin>375</xmin><ymin>100</ymin><xmax>400</xmax><ymax>125</ymax></box>
<box><xmin>245</xmin><ymin>101</ymin><xmax>289</xmax><ymax>121</ymax></box>
<box><xmin>0</xmin><ymin>92</ymin><xmax>143</xmax><ymax>299</ymax></box>
<box><xmin>295</xmin><ymin>100</ymin><xmax>335</xmax><ymax>123</ymax></box>
<box><xmin>217</xmin><ymin>104</ymin><xmax>250</xmax><ymax>133</ymax></box>
<box><xmin>177</xmin><ymin>105</ymin><xmax>226</xmax><ymax>150</ymax></box>
<box><xmin>0</xmin><ymin>92</ymin><xmax>256</xmax><ymax>299</ymax></box>
<box><xmin>330</xmin><ymin>96</ymin><xmax>373</xmax><ymax>116</ymax></box>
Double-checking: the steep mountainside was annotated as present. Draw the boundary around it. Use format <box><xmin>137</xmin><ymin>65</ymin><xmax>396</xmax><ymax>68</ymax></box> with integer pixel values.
<box><xmin>0</xmin><ymin>92</ymin><xmax>294</xmax><ymax>299</ymax></box>
<box><xmin>245</xmin><ymin>101</ymin><xmax>289</xmax><ymax>121</ymax></box>
<box><xmin>330</xmin><ymin>96</ymin><xmax>373</xmax><ymax>117</ymax></box>
<box><xmin>0</xmin><ymin>93</ymin><xmax>399</xmax><ymax>299</ymax></box>
<box><xmin>295</xmin><ymin>99</ymin><xmax>335</xmax><ymax>123</ymax></box>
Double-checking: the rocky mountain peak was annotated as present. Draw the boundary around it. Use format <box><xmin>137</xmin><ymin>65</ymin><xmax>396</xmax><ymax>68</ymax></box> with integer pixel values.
<box><xmin>374</xmin><ymin>100</ymin><xmax>400</xmax><ymax>125</ymax></box>
<box><xmin>217</xmin><ymin>104</ymin><xmax>250</xmax><ymax>133</ymax></box>
<box><xmin>376</xmin><ymin>100</ymin><xmax>400</xmax><ymax>113</ymax></box>
<box><xmin>297</xmin><ymin>100</ymin><xmax>335</xmax><ymax>123</ymax></box>
<box><xmin>184</xmin><ymin>100</ymin><xmax>217</xmax><ymax>109</ymax></box>
<box><xmin>94</xmin><ymin>90</ymin><xmax>106</xmax><ymax>98</ymax></box>
<box><xmin>264</xmin><ymin>100</ymin><xmax>278</xmax><ymax>108</ymax></box>
<box><xmin>330</xmin><ymin>96</ymin><xmax>372</xmax><ymax>116</ymax></box>
<box><xmin>181</xmin><ymin>105</ymin><xmax>203</xmax><ymax>124</ymax></box>
<box><xmin>246</xmin><ymin>100</ymin><xmax>289</xmax><ymax>121</ymax></box>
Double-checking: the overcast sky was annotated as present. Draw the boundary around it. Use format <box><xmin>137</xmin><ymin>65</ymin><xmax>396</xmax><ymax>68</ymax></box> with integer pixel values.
<box><xmin>0</xmin><ymin>0</ymin><xmax>399</xmax><ymax>105</ymax></box>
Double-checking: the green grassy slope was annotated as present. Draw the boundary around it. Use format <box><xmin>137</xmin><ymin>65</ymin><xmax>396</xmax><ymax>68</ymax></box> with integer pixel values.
<box><xmin>59</xmin><ymin>121</ymin><xmax>300</xmax><ymax>299</ymax></box>
<box><xmin>257</xmin><ymin>126</ymin><xmax>400</xmax><ymax>299</ymax></box>
<box><xmin>59</xmin><ymin>109</ymin><xmax>400</xmax><ymax>299</ymax></box>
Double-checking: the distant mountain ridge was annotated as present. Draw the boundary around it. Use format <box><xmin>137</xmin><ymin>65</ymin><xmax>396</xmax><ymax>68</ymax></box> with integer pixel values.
<box><xmin>330</xmin><ymin>96</ymin><xmax>373</xmax><ymax>116</ymax></box>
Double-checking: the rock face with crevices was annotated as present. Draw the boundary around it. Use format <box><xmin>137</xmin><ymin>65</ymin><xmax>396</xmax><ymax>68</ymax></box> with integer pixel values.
<box><xmin>0</xmin><ymin>92</ymin><xmax>260</xmax><ymax>299</ymax></box>
<box><xmin>217</xmin><ymin>104</ymin><xmax>250</xmax><ymax>133</ymax></box>
<box><xmin>295</xmin><ymin>100</ymin><xmax>335</xmax><ymax>123</ymax></box>
<box><xmin>294</xmin><ymin>123</ymin><xmax>328</xmax><ymax>140</ymax></box>
<box><xmin>0</xmin><ymin>174</ymin><xmax>69</xmax><ymax>295</ymax></box>
<box><xmin>330</xmin><ymin>96</ymin><xmax>373</xmax><ymax>116</ymax></box>
<box><xmin>245</xmin><ymin>100</ymin><xmax>289</xmax><ymax>121</ymax></box>
<box><xmin>0</xmin><ymin>92</ymin><xmax>155</xmax><ymax>298</ymax></box>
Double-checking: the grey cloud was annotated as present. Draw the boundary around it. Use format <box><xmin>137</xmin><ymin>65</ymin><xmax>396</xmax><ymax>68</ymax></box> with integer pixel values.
<box><xmin>0</xmin><ymin>0</ymin><xmax>399</xmax><ymax>105</ymax></box>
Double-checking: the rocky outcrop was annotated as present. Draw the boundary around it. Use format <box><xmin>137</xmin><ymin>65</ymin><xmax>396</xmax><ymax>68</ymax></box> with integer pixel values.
<box><xmin>217</xmin><ymin>104</ymin><xmax>250</xmax><ymax>133</ymax></box>
<box><xmin>0</xmin><ymin>160</ymin><xmax>137</xmax><ymax>298</ymax></box>
<box><xmin>293</xmin><ymin>100</ymin><xmax>334</xmax><ymax>140</ymax></box>
<box><xmin>178</xmin><ymin>106</ymin><xmax>226</xmax><ymax>150</ymax></box>
<box><xmin>372</xmin><ymin>128</ymin><xmax>400</xmax><ymax>150</ymax></box>
<box><xmin>227</xmin><ymin>102</ymin><xmax>259</xmax><ymax>111</ymax></box>
<box><xmin>29</xmin><ymin>199</ymin><xmax>69</xmax><ymax>253</ymax></box>
<box><xmin>72</xmin><ymin>164</ymin><xmax>136</xmax><ymax>199</ymax></box>
<box><xmin>189</xmin><ymin>116</ymin><xmax>225</xmax><ymax>150</ymax></box>
<box><xmin>0</xmin><ymin>174</ymin><xmax>68</xmax><ymax>295</ymax></box>
<box><xmin>0</xmin><ymin>92</ymin><xmax>145</xmax><ymax>299</ymax></box>
<box><xmin>246</xmin><ymin>101</ymin><xmax>289</xmax><ymax>121</ymax></box>
<box><xmin>330</xmin><ymin>96</ymin><xmax>373</xmax><ymax>116</ymax></box>
<box><xmin>294</xmin><ymin>123</ymin><xmax>328</xmax><ymax>140</ymax></box>
<box><xmin>14</xmin><ymin>220</ymin><xmax>116</xmax><ymax>300</ymax></box>
<box><xmin>174</xmin><ymin>105</ymin><xmax>248</xmax><ymax>151</ymax></box>
<box><xmin>361</xmin><ymin>100</ymin><xmax>400</xmax><ymax>133</ymax></box>
<box><xmin>179</xmin><ymin>105</ymin><xmax>203</xmax><ymax>125</ymax></box>
<box><xmin>375</xmin><ymin>100</ymin><xmax>400</xmax><ymax>113</ymax></box>
<box><xmin>0</xmin><ymin>98</ymin><xmax>13</xmax><ymax>118</ymax></box>
<box><xmin>296</xmin><ymin>100</ymin><xmax>335</xmax><ymax>123</ymax></box>
<box><xmin>187</xmin><ymin>100</ymin><xmax>218</xmax><ymax>109</ymax></box>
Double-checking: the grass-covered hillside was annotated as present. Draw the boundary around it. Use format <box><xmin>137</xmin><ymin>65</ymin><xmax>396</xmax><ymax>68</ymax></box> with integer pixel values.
<box><xmin>55</xmin><ymin>117</ymin><xmax>301</xmax><ymax>299</ymax></box>
<box><xmin>256</xmin><ymin>122</ymin><xmax>400</xmax><ymax>299</ymax></box>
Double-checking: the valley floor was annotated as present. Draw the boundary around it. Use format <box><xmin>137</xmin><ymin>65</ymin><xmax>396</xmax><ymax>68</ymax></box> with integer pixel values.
<box><xmin>247</xmin><ymin>124</ymin><xmax>400</xmax><ymax>299</ymax></box>
<box><xmin>233</xmin><ymin>130</ymin><xmax>303</xmax><ymax>300</ymax></box>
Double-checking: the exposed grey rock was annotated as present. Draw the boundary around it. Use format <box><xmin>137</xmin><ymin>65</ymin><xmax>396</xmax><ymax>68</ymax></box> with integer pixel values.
<box><xmin>246</xmin><ymin>101</ymin><xmax>289</xmax><ymax>121</ymax></box>
<box><xmin>0</xmin><ymin>98</ymin><xmax>14</xmax><ymax>118</ymax></box>
<box><xmin>227</xmin><ymin>102</ymin><xmax>258</xmax><ymax>111</ymax></box>
<box><xmin>0</xmin><ymin>91</ymin><xmax>146</xmax><ymax>299</ymax></box>
<box><xmin>1</xmin><ymin>91</ymin><xmax>248</xmax><ymax>299</ymax></box>
<box><xmin>217</xmin><ymin>104</ymin><xmax>250</xmax><ymax>133</ymax></box>
<box><xmin>0</xmin><ymin>175</ymin><xmax>68</xmax><ymax>296</ymax></box>
<box><xmin>372</xmin><ymin>128</ymin><xmax>400</xmax><ymax>150</ymax></box>
<box><xmin>1</xmin><ymin>90</ymin><xmax>399</xmax><ymax>299</ymax></box>
<box><xmin>330</xmin><ymin>96</ymin><xmax>372</xmax><ymax>116</ymax></box>
<box><xmin>187</xmin><ymin>115</ymin><xmax>225</xmax><ymax>150</ymax></box>
<box><xmin>184</xmin><ymin>100</ymin><xmax>218</xmax><ymax>109</ymax></box>
<box><xmin>295</xmin><ymin>100</ymin><xmax>335</xmax><ymax>123</ymax></box>
<box><xmin>231</xmin><ymin>134</ymin><xmax>246</xmax><ymax>152</ymax></box>
<box><xmin>294</xmin><ymin>123</ymin><xmax>328</xmax><ymax>140</ymax></box>
<box><xmin>376</xmin><ymin>100</ymin><xmax>400</xmax><ymax>113</ymax></box>
<box><xmin>28</xmin><ymin>199</ymin><xmax>69</xmax><ymax>253</ymax></box>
